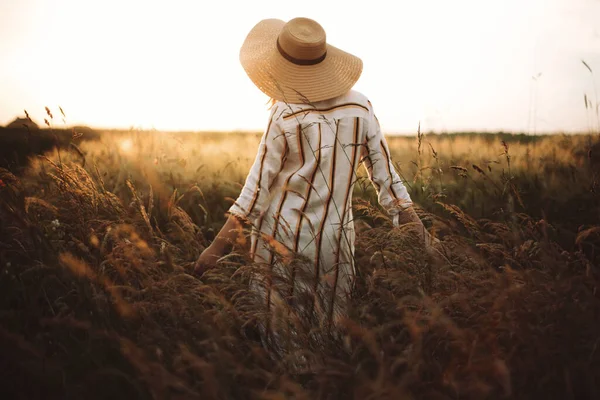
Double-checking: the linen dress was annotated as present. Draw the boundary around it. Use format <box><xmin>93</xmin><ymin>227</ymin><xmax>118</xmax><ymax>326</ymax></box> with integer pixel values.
<box><xmin>228</xmin><ymin>90</ymin><xmax>412</xmax><ymax>322</ymax></box>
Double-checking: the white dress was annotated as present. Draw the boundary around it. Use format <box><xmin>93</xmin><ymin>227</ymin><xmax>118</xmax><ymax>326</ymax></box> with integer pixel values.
<box><xmin>228</xmin><ymin>90</ymin><xmax>412</xmax><ymax>322</ymax></box>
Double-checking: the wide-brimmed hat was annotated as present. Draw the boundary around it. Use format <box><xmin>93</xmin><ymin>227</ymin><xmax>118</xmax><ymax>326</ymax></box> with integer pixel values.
<box><xmin>239</xmin><ymin>17</ymin><xmax>363</xmax><ymax>104</ymax></box>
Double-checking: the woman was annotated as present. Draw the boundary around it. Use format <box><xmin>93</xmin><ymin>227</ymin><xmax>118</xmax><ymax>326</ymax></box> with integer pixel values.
<box><xmin>195</xmin><ymin>17</ymin><xmax>432</xmax><ymax>326</ymax></box>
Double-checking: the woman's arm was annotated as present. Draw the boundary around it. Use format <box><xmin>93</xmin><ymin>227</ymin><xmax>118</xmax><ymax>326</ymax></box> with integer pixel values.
<box><xmin>360</xmin><ymin>100</ymin><xmax>413</xmax><ymax>220</ymax></box>
<box><xmin>361</xmin><ymin>100</ymin><xmax>437</xmax><ymax>248</ymax></box>
<box><xmin>194</xmin><ymin>104</ymin><xmax>287</xmax><ymax>277</ymax></box>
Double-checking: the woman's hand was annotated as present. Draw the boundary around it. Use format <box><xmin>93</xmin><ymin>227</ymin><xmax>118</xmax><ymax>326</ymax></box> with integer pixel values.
<box><xmin>194</xmin><ymin>244</ymin><xmax>222</xmax><ymax>277</ymax></box>
<box><xmin>394</xmin><ymin>207</ymin><xmax>443</xmax><ymax>260</ymax></box>
<box><xmin>193</xmin><ymin>214</ymin><xmax>247</xmax><ymax>278</ymax></box>
<box><xmin>425</xmin><ymin>234</ymin><xmax>444</xmax><ymax>262</ymax></box>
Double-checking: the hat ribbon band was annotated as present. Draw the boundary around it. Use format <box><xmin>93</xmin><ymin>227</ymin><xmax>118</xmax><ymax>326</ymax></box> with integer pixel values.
<box><xmin>276</xmin><ymin>39</ymin><xmax>327</xmax><ymax>66</ymax></box>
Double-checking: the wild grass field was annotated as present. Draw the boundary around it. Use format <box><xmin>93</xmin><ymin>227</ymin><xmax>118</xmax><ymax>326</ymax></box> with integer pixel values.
<box><xmin>1</xmin><ymin>126</ymin><xmax>599</xmax><ymax>399</ymax></box>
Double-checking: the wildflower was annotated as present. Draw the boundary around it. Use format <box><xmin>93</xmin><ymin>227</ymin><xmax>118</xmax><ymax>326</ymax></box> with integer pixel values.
<box><xmin>51</xmin><ymin>219</ymin><xmax>60</xmax><ymax>228</ymax></box>
<box><xmin>0</xmin><ymin>179</ymin><xmax>5</xmax><ymax>187</ymax></box>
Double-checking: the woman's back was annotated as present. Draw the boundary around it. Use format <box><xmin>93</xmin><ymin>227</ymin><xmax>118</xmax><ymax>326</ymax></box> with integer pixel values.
<box><xmin>229</xmin><ymin>90</ymin><xmax>412</xmax><ymax>319</ymax></box>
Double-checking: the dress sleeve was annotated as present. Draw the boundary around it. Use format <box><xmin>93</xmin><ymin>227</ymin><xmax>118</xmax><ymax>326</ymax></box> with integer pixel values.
<box><xmin>360</xmin><ymin>101</ymin><xmax>413</xmax><ymax>226</ymax></box>
<box><xmin>228</xmin><ymin>105</ymin><xmax>287</xmax><ymax>223</ymax></box>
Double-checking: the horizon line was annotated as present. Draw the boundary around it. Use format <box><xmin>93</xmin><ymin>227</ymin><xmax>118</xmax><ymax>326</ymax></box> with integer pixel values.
<box><xmin>2</xmin><ymin>124</ymin><xmax>592</xmax><ymax>136</ymax></box>
<box><xmin>1</xmin><ymin>118</ymin><xmax>594</xmax><ymax>136</ymax></box>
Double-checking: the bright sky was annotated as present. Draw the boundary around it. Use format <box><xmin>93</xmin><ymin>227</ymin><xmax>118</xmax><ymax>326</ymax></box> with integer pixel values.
<box><xmin>1</xmin><ymin>0</ymin><xmax>599</xmax><ymax>133</ymax></box>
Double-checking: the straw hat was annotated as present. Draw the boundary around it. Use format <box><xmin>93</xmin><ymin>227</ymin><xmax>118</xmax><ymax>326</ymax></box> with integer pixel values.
<box><xmin>239</xmin><ymin>17</ymin><xmax>363</xmax><ymax>104</ymax></box>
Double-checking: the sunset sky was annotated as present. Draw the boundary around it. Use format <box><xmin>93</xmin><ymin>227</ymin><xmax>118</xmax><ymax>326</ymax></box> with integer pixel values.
<box><xmin>1</xmin><ymin>0</ymin><xmax>599</xmax><ymax>134</ymax></box>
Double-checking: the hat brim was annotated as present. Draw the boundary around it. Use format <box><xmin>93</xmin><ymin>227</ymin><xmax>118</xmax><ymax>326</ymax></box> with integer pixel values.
<box><xmin>240</xmin><ymin>19</ymin><xmax>363</xmax><ymax>104</ymax></box>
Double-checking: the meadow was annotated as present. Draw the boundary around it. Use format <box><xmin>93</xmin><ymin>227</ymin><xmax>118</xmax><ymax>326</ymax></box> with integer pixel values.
<box><xmin>1</xmin><ymin>126</ymin><xmax>599</xmax><ymax>399</ymax></box>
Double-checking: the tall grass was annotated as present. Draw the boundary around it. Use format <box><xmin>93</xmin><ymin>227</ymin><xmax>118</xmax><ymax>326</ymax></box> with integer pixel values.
<box><xmin>0</xmin><ymin>130</ymin><xmax>599</xmax><ymax>399</ymax></box>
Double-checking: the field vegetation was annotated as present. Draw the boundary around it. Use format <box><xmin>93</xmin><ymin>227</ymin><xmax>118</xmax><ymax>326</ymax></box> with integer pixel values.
<box><xmin>1</xmin><ymin>124</ymin><xmax>599</xmax><ymax>399</ymax></box>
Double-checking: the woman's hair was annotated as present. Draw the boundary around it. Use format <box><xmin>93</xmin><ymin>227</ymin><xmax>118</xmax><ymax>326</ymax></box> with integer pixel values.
<box><xmin>267</xmin><ymin>97</ymin><xmax>277</xmax><ymax>110</ymax></box>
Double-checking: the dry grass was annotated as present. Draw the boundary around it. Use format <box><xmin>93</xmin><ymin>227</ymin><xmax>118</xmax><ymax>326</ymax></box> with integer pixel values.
<box><xmin>0</xmin><ymin>130</ymin><xmax>599</xmax><ymax>399</ymax></box>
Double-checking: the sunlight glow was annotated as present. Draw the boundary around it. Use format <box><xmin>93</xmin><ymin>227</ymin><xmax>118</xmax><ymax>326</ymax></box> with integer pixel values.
<box><xmin>120</xmin><ymin>139</ymin><xmax>134</xmax><ymax>153</ymax></box>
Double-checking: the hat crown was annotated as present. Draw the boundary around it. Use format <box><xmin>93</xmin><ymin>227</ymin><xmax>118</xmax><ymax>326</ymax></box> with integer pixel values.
<box><xmin>278</xmin><ymin>18</ymin><xmax>327</xmax><ymax>62</ymax></box>
<box><xmin>239</xmin><ymin>17</ymin><xmax>362</xmax><ymax>103</ymax></box>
